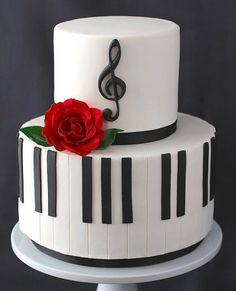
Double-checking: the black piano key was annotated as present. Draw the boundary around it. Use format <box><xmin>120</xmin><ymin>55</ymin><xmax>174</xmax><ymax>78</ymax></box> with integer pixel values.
<box><xmin>47</xmin><ymin>150</ymin><xmax>57</xmax><ymax>217</ymax></box>
<box><xmin>101</xmin><ymin>158</ymin><xmax>112</xmax><ymax>224</ymax></box>
<box><xmin>82</xmin><ymin>156</ymin><xmax>93</xmax><ymax>223</ymax></box>
<box><xmin>210</xmin><ymin>136</ymin><xmax>217</xmax><ymax>201</ymax></box>
<box><xmin>177</xmin><ymin>151</ymin><xmax>187</xmax><ymax>217</ymax></box>
<box><xmin>16</xmin><ymin>134</ymin><xmax>19</xmax><ymax>199</ymax></box>
<box><xmin>17</xmin><ymin>137</ymin><xmax>24</xmax><ymax>203</ymax></box>
<box><xmin>202</xmin><ymin>142</ymin><xmax>209</xmax><ymax>207</ymax></box>
<box><xmin>161</xmin><ymin>153</ymin><xmax>171</xmax><ymax>220</ymax></box>
<box><xmin>122</xmin><ymin>158</ymin><xmax>133</xmax><ymax>224</ymax></box>
<box><xmin>34</xmin><ymin>147</ymin><xmax>42</xmax><ymax>213</ymax></box>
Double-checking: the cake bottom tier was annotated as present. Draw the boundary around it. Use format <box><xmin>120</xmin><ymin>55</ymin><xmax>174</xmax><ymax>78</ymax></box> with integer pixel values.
<box><xmin>18</xmin><ymin>113</ymin><xmax>216</xmax><ymax>266</ymax></box>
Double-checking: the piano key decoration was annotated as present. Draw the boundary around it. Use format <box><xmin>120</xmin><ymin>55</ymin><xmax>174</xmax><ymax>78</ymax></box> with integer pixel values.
<box><xmin>101</xmin><ymin>158</ymin><xmax>112</xmax><ymax>224</ymax></box>
<box><xmin>177</xmin><ymin>150</ymin><xmax>187</xmax><ymax>217</ymax></box>
<box><xmin>202</xmin><ymin>142</ymin><xmax>209</xmax><ymax>207</ymax></box>
<box><xmin>17</xmin><ymin>137</ymin><xmax>24</xmax><ymax>203</ymax></box>
<box><xmin>210</xmin><ymin>136</ymin><xmax>217</xmax><ymax>201</ymax></box>
<box><xmin>161</xmin><ymin>153</ymin><xmax>171</xmax><ymax>220</ymax></box>
<box><xmin>21</xmin><ymin>136</ymin><xmax>215</xmax><ymax>225</ymax></box>
<box><xmin>82</xmin><ymin>156</ymin><xmax>93</xmax><ymax>223</ymax></box>
<box><xmin>34</xmin><ymin>147</ymin><xmax>42</xmax><ymax>213</ymax></box>
<box><xmin>47</xmin><ymin>150</ymin><xmax>57</xmax><ymax>217</ymax></box>
<box><xmin>121</xmin><ymin>157</ymin><xmax>133</xmax><ymax>224</ymax></box>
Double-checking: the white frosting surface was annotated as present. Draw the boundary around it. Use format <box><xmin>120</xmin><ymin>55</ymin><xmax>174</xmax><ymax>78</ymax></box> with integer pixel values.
<box><xmin>53</xmin><ymin>16</ymin><xmax>180</xmax><ymax>132</ymax></box>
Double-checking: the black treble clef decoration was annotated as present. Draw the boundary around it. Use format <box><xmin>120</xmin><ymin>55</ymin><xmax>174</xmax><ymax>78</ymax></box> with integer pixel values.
<box><xmin>98</xmin><ymin>39</ymin><xmax>126</xmax><ymax>122</ymax></box>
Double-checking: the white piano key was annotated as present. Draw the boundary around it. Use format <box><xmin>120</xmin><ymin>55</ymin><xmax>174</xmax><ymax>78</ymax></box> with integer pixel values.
<box><xmin>22</xmin><ymin>139</ymin><xmax>41</xmax><ymax>243</ymax></box>
<box><xmin>165</xmin><ymin>152</ymin><xmax>181</xmax><ymax>253</ymax></box>
<box><xmin>147</xmin><ymin>156</ymin><xmax>166</xmax><ymax>256</ymax></box>
<box><xmin>128</xmin><ymin>157</ymin><xmax>147</xmax><ymax>258</ymax></box>
<box><xmin>69</xmin><ymin>154</ymin><xmax>88</xmax><ymax>257</ymax></box>
<box><xmin>18</xmin><ymin>199</ymin><xmax>27</xmax><ymax>234</ymax></box>
<box><xmin>108</xmin><ymin>157</ymin><xmax>128</xmax><ymax>259</ymax></box>
<box><xmin>40</xmin><ymin>148</ymin><xmax>54</xmax><ymax>249</ymax></box>
<box><xmin>53</xmin><ymin>152</ymin><xmax>70</xmax><ymax>254</ymax></box>
<box><xmin>180</xmin><ymin>145</ymin><xmax>204</xmax><ymax>248</ymax></box>
<box><xmin>201</xmin><ymin>200</ymin><xmax>214</xmax><ymax>237</ymax></box>
<box><xmin>88</xmin><ymin>157</ymin><xmax>108</xmax><ymax>259</ymax></box>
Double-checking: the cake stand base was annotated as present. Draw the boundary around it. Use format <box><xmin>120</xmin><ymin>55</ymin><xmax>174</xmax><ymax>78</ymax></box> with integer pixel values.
<box><xmin>11</xmin><ymin>221</ymin><xmax>222</xmax><ymax>291</ymax></box>
<box><xmin>97</xmin><ymin>284</ymin><xmax>138</xmax><ymax>291</ymax></box>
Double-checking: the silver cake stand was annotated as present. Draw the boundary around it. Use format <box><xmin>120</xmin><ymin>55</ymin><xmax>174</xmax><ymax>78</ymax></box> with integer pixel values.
<box><xmin>11</xmin><ymin>222</ymin><xmax>222</xmax><ymax>291</ymax></box>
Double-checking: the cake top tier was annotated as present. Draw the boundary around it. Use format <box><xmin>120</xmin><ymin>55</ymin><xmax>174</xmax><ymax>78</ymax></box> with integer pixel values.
<box><xmin>55</xmin><ymin>16</ymin><xmax>178</xmax><ymax>37</ymax></box>
<box><xmin>54</xmin><ymin>16</ymin><xmax>180</xmax><ymax>143</ymax></box>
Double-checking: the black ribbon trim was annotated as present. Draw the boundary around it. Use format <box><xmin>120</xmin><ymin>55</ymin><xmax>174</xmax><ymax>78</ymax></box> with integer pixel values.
<box><xmin>32</xmin><ymin>239</ymin><xmax>201</xmax><ymax>268</ymax></box>
<box><xmin>113</xmin><ymin>120</ymin><xmax>177</xmax><ymax>145</ymax></box>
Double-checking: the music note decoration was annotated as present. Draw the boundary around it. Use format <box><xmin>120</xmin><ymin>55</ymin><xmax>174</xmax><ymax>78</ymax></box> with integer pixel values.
<box><xmin>98</xmin><ymin>39</ymin><xmax>126</xmax><ymax>122</ymax></box>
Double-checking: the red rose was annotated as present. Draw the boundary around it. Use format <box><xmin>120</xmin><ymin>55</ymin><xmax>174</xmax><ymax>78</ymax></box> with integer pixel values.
<box><xmin>42</xmin><ymin>98</ymin><xmax>104</xmax><ymax>156</ymax></box>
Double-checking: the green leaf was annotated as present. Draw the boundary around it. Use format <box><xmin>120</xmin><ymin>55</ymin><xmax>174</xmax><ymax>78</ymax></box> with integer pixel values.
<box><xmin>20</xmin><ymin>126</ymin><xmax>51</xmax><ymax>147</ymax></box>
<box><xmin>98</xmin><ymin>128</ymin><xmax>124</xmax><ymax>150</ymax></box>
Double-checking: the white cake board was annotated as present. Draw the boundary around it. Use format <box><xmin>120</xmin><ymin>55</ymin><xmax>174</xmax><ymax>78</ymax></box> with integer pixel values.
<box><xmin>11</xmin><ymin>222</ymin><xmax>222</xmax><ymax>291</ymax></box>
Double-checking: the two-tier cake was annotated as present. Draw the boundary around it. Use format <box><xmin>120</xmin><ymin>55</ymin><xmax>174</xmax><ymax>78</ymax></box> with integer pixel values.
<box><xmin>17</xmin><ymin>16</ymin><xmax>216</xmax><ymax>267</ymax></box>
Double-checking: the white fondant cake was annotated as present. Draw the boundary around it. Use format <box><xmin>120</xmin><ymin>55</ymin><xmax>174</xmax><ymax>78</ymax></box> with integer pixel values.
<box><xmin>17</xmin><ymin>16</ymin><xmax>216</xmax><ymax>266</ymax></box>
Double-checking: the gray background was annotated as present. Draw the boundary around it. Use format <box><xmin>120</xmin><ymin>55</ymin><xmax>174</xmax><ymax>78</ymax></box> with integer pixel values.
<box><xmin>0</xmin><ymin>0</ymin><xmax>235</xmax><ymax>290</ymax></box>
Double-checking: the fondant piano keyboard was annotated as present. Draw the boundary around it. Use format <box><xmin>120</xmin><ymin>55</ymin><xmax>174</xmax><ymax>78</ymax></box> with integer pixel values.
<box><xmin>17</xmin><ymin>113</ymin><xmax>216</xmax><ymax>259</ymax></box>
<box><xmin>17</xmin><ymin>137</ymin><xmax>216</xmax><ymax>224</ymax></box>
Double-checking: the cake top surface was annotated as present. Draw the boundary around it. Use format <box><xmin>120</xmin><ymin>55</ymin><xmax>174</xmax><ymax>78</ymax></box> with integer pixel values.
<box><xmin>55</xmin><ymin>16</ymin><xmax>179</xmax><ymax>38</ymax></box>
